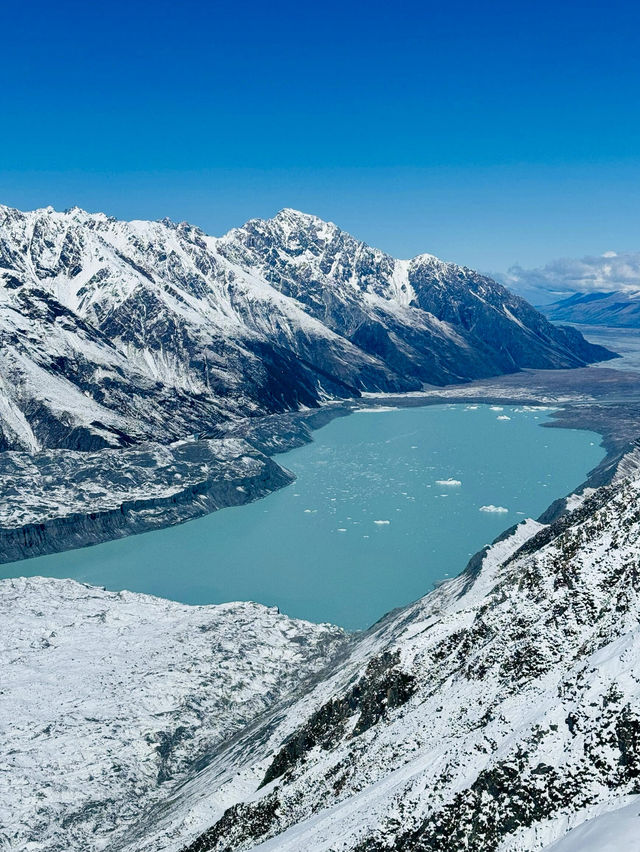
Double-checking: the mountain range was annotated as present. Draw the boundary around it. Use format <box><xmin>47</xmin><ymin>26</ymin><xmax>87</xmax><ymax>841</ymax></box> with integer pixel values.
<box><xmin>0</xmin><ymin>204</ymin><xmax>612</xmax><ymax>454</ymax></box>
<box><xmin>0</xmin><ymin>205</ymin><xmax>638</xmax><ymax>851</ymax></box>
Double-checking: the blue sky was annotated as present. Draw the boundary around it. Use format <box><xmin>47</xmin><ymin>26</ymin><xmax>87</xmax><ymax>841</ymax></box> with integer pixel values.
<box><xmin>1</xmin><ymin>0</ymin><xmax>639</xmax><ymax>271</ymax></box>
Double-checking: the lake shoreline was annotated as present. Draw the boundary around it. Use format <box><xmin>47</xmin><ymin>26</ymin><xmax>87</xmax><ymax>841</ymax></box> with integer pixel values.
<box><xmin>2</xmin><ymin>364</ymin><xmax>639</xmax><ymax>570</ymax></box>
<box><xmin>0</xmin><ymin>403</ymin><xmax>606</xmax><ymax>629</ymax></box>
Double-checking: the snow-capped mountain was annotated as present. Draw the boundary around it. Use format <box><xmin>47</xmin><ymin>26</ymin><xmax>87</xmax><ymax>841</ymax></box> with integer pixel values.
<box><xmin>0</xmin><ymin>205</ymin><xmax>612</xmax><ymax>454</ymax></box>
<box><xmin>4</xmin><ymin>450</ymin><xmax>640</xmax><ymax>852</ymax></box>
<box><xmin>1</xmin><ymin>203</ymin><xmax>632</xmax><ymax>850</ymax></box>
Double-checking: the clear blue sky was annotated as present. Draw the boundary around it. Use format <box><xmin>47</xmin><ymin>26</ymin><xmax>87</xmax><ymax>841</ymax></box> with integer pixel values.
<box><xmin>1</xmin><ymin>0</ymin><xmax>639</xmax><ymax>270</ymax></box>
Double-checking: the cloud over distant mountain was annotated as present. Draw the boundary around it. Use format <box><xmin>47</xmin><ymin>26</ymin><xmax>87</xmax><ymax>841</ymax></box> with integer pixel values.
<box><xmin>499</xmin><ymin>251</ymin><xmax>640</xmax><ymax>299</ymax></box>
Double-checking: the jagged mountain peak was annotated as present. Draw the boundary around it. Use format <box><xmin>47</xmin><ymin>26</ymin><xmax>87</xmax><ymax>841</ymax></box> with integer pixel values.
<box><xmin>0</xmin><ymin>202</ymin><xmax>108</xmax><ymax>225</ymax></box>
<box><xmin>234</xmin><ymin>209</ymin><xmax>444</xmax><ymax>270</ymax></box>
<box><xmin>272</xmin><ymin>206</ymin><xmax>333</xmax><ymax>227</ymax></box>
<box><xmin>407</xmin><ymin>250</ymin><xmax>440</xmax><ymax>265</ymax></box>
<box><xmin>222</xmin><ymin>206</ymin><xmax>346</xmax><ymax>256</ymax></box>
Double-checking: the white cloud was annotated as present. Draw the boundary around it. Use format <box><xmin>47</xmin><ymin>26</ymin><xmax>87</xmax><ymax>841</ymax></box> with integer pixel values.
<box><xmin>497</xmin><ymin>251</ymin><xmax>640</xmax><ymax>298</ymax></box>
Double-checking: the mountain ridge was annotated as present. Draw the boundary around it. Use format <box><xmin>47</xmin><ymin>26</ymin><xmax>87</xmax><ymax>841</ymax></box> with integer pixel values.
<box><xmin>0</xmin><ymin>203</ymin><xmax>613</xmax><ymax>454</ymax></box>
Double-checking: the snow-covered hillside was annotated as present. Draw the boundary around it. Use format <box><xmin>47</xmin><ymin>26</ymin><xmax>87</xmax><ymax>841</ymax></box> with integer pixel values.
<box><xmin>0</xmin><ymin>204</ymin><xmax>611</xmax><ymax>453</ymax></box>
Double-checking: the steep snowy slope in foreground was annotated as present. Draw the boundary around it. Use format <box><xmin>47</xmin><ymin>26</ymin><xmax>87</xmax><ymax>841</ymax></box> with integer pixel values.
<box><xmin>3</xmin><ymin>460</ymin><xmax>640</xmax><ymax>851</ymax></box>
<box><xmin>123</xmin><ymin>467</ymin><xmax>640</xmax><ymax>852</ymax></box>
<box><xmin>546</xmin><ymin>796</ymin><xmax>640</xmax><ymax>851</ymax></box>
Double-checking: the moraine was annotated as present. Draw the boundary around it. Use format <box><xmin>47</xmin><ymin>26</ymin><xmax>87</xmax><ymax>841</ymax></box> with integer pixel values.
<box><xmin>2</xmin><ymin>404</ymin><xmax>604</xmax><ymax>629</ymax></box>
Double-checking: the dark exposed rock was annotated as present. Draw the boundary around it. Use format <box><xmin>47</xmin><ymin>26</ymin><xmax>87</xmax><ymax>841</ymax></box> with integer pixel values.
<box><xmin>260</xmin><ymin>651</ymin><xmax>415</xmax><ymax>787</ymax></box>
<box><xmin>181</xmin><ymin>792</ymin><xmax>281</xmax><ymax>852</ymax></box>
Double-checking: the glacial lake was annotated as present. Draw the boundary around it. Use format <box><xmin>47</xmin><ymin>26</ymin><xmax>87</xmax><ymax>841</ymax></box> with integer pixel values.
<box><xmin>5</xmin><ymin>404</ymin><xmax>604</xmax><ymax>630</ymax></box>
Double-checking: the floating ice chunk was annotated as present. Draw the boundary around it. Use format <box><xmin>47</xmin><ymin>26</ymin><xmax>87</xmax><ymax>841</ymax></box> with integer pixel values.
<box><xmin>480</xmin><ymin>505</ymin><xmax>509</xmax><ymax>513</ymax></box>
<box><xmin>490</xmin><ymin>406</ymin><xmax>504</xmax><ymax>411</ymax></box>
<box><xmin>497</xmin><ymin>415</ymin><xmax>511</xmax><ymax>421</ymax></box>
<box><xmin>515</xmin><ymin>405</ymin><xmax>557</xmax><ymax>412</ymax></box>
<box><xmin>337</xmin><ymin>528</ymin><xmax>347</xmax><ymax>532</ymax></box>
<box><xmin>436</xmin><ymin>478</ymin><xmax>462</xmax><ymax>486</ymax></box>
<box><xmin>373</xmin><ymin>519</ymin><xmax>390</xmax><ymax>525</ymax></box>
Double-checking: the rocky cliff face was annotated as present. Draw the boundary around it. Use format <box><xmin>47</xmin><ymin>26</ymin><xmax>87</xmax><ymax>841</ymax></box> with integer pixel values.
<box><xmin>0</xmin><ymin>204</ymin><xmax>612</xmax><ymax>454</ymax></box>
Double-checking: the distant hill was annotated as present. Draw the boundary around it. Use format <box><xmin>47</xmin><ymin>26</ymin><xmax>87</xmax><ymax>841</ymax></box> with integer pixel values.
<box><xmin>543</xmin><ymin>290</ymin><xmax>640</xmax><ymax>328</ymax></box>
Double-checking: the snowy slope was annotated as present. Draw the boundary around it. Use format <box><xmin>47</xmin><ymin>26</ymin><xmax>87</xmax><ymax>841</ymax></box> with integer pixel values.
<box><xmin>545</xmin><ymin>797</ymin><xmax>640</xmax><ymax>851</ymax></box>
<box><xmin>3</xmin><ymin>458</ymin><xmax>640</xmax><ymax>851</ymax></box>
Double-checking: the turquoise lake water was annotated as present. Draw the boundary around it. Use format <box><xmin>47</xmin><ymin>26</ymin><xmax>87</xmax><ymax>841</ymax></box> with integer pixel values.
<box><xmin>3</xmin><ymin>404</ymin><xmax>604</xmax><ymax>630</ymax></box>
